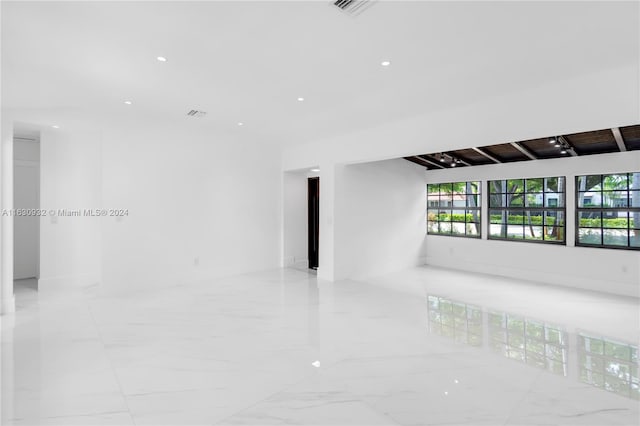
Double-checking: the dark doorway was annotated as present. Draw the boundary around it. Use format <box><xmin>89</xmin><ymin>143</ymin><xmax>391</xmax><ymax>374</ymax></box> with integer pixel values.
<box><xmin>307</xmin><ymin>177</ymin><xmax>319</xmax><ymax>270</ymax></box>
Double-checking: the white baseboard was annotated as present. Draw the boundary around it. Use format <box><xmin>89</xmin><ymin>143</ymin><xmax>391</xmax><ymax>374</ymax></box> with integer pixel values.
<box><xmin>425</xmin><ymin>256</ymin><xmax>639</xmax><ymax>298</ymax></box>
<box><xmin>294</xmin><ymin>259</ymin><xmax>308</xmax><ymax>269</ymax></box>
<box><xmin>1</xmin><ymin>295</ymin><xmax>15</xmax><ymax>314</ymax></box>
<box><xmin>284</xmin><ymin>256</ymin><xmax>308</xmax><ymax>270</ymax></box>
<box><xmin>38</xmin><ymin>274</ymin><xmax>101</xmax><ymax>293</ymax></box>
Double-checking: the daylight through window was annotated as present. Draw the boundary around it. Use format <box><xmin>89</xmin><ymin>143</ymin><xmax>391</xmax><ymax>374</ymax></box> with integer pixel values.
<box><xmin>576</xmin><ymin>172</ymin><xmax>640</xmax><ymax>249</ymax></box>
<box><xmin>427</xmin><ymin>181</ymin><xmax>480</xmax><ymax>238</ymax></box>
<box><xmin>488</xmin><ymin>177</ymin><xmax>566</xmax><ymax>243</ymax></box>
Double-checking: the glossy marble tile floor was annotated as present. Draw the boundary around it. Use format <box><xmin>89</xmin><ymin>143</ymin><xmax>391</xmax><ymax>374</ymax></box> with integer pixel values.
<box><xmin>1</xmin><ymin>267</ymin><xmax>639</xmax><ymax>425</ymax></box>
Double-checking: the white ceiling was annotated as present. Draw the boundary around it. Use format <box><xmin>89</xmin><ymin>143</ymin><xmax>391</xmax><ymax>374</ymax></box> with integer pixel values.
<box><xmin>2</xmin><ymin>1</ymin><xmax>638</xmax><ymax>146</ymax></box>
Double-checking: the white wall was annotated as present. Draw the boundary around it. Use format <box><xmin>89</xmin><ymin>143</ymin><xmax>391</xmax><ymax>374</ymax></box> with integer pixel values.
<box><xmin>282</xmin><ymin>170</ymin><xmax>309</xmax><ymax>269</ymax></box>
<box><xmin>100</xmin><ymin>120</ymin><xmax>281</xmax><ymax>293</ymax></box>
<box><xmin>13</xmin><ymin>138</ymin><xmax>39</xmax><ymax>279</ymax></box>
<box><xmin>2</xmin><ymin>110</ymin><xmax>283</xmax><ymax>296</ymax></box>
<box><xmin>333</xmin><ymin>159</ymin><xmax>427</xmax><ymax>281</ymax></box>
<box><xmin>424</xmin><ymin>151</ymin><xmax>640</xmax><ymax>298</ymax></box>
<box><xmin>38</xmin><ymin>126</ymin><xmax>102</xmax><ymax>291</ymax></box>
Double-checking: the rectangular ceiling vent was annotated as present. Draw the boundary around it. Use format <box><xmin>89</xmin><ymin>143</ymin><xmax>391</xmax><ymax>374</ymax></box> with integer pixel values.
<box><xmin>187</xmin><ymin>110</ymin><xmax>207</xmax><ymax>118</ymax></box>
<box><xmin>333</xmin><ymin>0</ymin><xmax>375</xmax><ymax>16</ymax></box>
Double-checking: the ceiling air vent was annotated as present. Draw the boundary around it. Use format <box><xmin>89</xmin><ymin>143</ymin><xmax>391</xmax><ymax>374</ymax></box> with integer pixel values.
<box><xmin>333</xmin><ymin>0</ymin><xmax>375</xmax><ymax>16</ymax></box>
<box><xmin>187</xmin><ymin>110</ymin><xmax>207</xmax><ymax>118</ymax></box>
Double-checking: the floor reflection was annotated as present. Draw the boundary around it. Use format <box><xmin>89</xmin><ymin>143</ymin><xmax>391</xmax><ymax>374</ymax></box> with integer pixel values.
<box><xmin>487</xmin><ymin>310</ymin><xmax>568</xmax><ymax>376</ymax></box>
<box><xmin>578</xmin><ymin>332</ymin><xmax>639</xmax><ymax>400</ymax></box>
<box><xmin>427</xmin><ymin>294</ymin><xmax>639</xmax><ymax>400</ymax></box>
<box><xmin>427</xmin><ymin>295</ymin><xmax>483</xmax><ymax>347</ymax></box>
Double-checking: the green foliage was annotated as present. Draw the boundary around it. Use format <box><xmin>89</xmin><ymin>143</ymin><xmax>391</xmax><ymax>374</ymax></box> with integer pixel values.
<box><xmin>489</xmin><ymin>214</ymin><xmax>559</xmax><ymax>226</ymax></box>
<box><xmin>433</xmin><ymin>213</ymin><xmax>478</xmax><ymax>223</ymax></box>
<box><xmin>427</xmin><ymin>181</ymin><xmax>479</xmax><ymax>195</ymax></box>
<box><xmin>579</xmin><ymin>218</ymin><xmax>634</xmax><ymax>228</ymax></box>
<box><xmin>433</xmin><ymin>213</ymin><xmax>632</xmax><ymax>227</ymax></box>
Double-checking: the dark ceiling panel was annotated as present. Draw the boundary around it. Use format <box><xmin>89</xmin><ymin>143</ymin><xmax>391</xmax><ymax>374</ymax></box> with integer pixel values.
<box><xmin>564</xmin><ymin>129</ymin><xmax>618</xmax><ymax>155</ymax></box>
<box><xmin>449</xmin><ymin>148</ymin><xmax>494</xmax><ymax>165</ymax></box>
<box><xmin>404</xmin><ymin>156</ymin><xmax>429</xmax><ymax>169</ymax></box>
<box><xmin>404</xmin><ymin>125</ymin><xmax>639</xmax><ymax>171</ymax></box>
<box><xmin>418</xmin><ymin>154</ymin><xmax>450</xmax><ymax>168</ymax></box>
<box><xmin>519</xmin><ymin>137</ymin><xmax>563</xmax><ymax>159</ymax></box>
<box><xmin>482</xmin><ymin>143</ymin><xmax>529</xmax><ymax>162</ymax></box>
<box><xmin>620</xmin><ymin>125</ymin><xmax>640</xmax><ymax>150</ymax></box>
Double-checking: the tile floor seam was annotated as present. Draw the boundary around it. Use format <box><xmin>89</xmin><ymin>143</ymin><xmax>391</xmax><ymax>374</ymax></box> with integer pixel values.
<box><xmin>210</xmin><ymin>357</ymin><xmax>357</xmax><ymax>425</ymax></box>
<box><xmin>86</xmin><ymin>302</ymin><xmax>137</xmax><ymax>426</ymax></box>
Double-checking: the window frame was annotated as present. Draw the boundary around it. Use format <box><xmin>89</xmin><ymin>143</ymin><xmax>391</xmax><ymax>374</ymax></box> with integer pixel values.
<box><xmin>427</xmin><ymin>181</ymin><xmax>481</xmax><ymax>239</ymax></box>
<box><xmin>487</xmin><ymin>176</ymin><xmax>566</xmax><ymax>244</ymax></box>
<box><xmin>575</xmin><ymin>172</ymin><xmax>640</xmax><ymax>250</ymax></box>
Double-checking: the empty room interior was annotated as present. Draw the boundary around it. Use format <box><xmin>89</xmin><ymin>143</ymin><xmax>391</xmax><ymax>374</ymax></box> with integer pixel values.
<box><xmin>1</xmin><ymin>1</ymin><xmax>640</xmax><ymax>425</ymax></box>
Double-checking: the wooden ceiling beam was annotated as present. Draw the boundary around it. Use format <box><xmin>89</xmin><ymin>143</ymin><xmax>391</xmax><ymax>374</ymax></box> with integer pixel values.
<box><xmin>611</xmin><ymin>127</ymin><xmax>627</xmax><ymax>152</ymax></box>
<box><xmin>417</xmin><ymin>155</ymin><xmax>447</xmax><ymax>169</ymax></box>
<box><xmin>403</xmin><ymin>156</ymin><xmax>431</xmax><ymax>169</ymax></box>
<box><xmin>509</xmin><ymin>142</ymin><xmax>537</xmax><ymax>160</ymax></box>
<box><xmin>558</xmin><ymin>136</ymin><xmax>579</xmax><ymax>157</ymax></box>
<box><xmin>471</xmin><ymin>147</ymin><xmax>501</xmax><ymax>163</ymax></box>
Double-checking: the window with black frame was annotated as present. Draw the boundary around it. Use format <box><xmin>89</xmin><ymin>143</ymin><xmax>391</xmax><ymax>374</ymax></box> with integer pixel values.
<box><xmin>488</xmin><ymin>177</ymin><xmax>565</xmax><ymax>243</ymax></box>
<box><xmin>427</xmin><ymin>181</ymin><xmax>480</xmax><ymax>238</ymax></box>
<box><xmin>576</xmin><ymin>172</ymin><xmax>640</xmax><ymax>249</ymax></box>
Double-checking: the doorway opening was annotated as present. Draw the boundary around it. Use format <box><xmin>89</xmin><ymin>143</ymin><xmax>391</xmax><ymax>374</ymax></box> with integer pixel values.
<box><xmin>13</xmin><ymin>131</ymin><xmax>40</xmax><ymax>292</ymax></box>
<box><xmin>307</xmin><ymin>177</ymin><xmax>319</xmax><ymax>270</ymax></box>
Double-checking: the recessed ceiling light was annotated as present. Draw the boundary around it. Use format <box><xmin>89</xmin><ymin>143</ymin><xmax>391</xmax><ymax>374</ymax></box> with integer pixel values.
<box><xmin>381</xmin><ymin>60</ymin><xmax>391</xmax><ymax>67</ymax></box>
<box><xmin>311</xmin><ymin>168</ymin><xmax>320</xmax><ymax>172</ymax></box>
<box><xmin>124</xmin><ymin>100</ymin><xmax>132</xmax><ymax>105</ymax></box>
<box><xmin>549</xmin><ymin>138</ymin><xmax>556</xmax><ymax>144</ymax></box>
<box><xmin>297</xmin><ymin>97</ymin><xmax>305</xmax><ymax>102</ymax></box>
<box><xmin>237</xmin><ymin>122</ymin><xmax>244</xmax><ymax>126</ymax></box>
<box><xmin>560</xmin><ymin>149</ymin><xmax>567</xmax><ymax>154</ymax></box>
<box><xmin>51</xmin><ymin>125</ymin><xmax>60</xmax><ymax>129</ymax></box>
<box><xmin>157</xmin><ymin>56</ymin><xmax>167</xmax><ymax>62</ymax></box>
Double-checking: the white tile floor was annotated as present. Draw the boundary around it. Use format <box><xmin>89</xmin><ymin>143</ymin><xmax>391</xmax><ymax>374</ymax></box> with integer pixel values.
<box><xmin>1</xmin><ymin>267</ymin><xmax>639</xmax><ymax>425</ymax></box>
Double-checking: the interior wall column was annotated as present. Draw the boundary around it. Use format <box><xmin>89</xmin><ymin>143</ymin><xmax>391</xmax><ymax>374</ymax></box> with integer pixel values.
<box><xmin>1</xmin><ymin>118</ymin><xmax>15</xmax><ymax>314</ymax></box>
<box><xmin>317</xmin><ymin>162</ymin><xmax>338</xmax><ymax>282</ymax></box>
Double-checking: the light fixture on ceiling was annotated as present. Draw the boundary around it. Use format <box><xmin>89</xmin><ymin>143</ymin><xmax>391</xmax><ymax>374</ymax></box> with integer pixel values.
<box><xmin>51</xmin><ymin>125</ymin><xmax>60</xmax><ymax>129</ymax></box>
<box><xmin>549</xmin><ymin>138</ymin><xmax>556</xmax><ymax>144</ymax></box>
<box><xmin>437</xmin><ymin>153</ymin><xmax>461</xmax><ymax>167</ymax></box>
<box><xmin>297</xmin><ymin>97</ymin><xmax>305</xmax><ymax>102</ymax></box>
<box><xmin>157</xmin><ymin>56</ymin><xmax>167</xmax><ymax>62</ymax></box>
<box><xmin>237</xmin><ymin>122</ymin><xmax>244</xmax><ymax>126</ymax></box>
<box><xmin>554</xmin><ymin>137</ymin><xmax>571</xmax><ymax>154</ymax></box>
<box><xmin>310</xmin><ymin>168</ymin><xmax>320</xmax><ymax>172</ymax></box>
<box><xmin>124</xmin><ymin>100</ymin><xmax>132</xmax><ymax>105</ymax></box>
<box><xmin>381</xmin><ymin>60</ymin><xmax>391</xmax><ymax>67</ymax></box>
